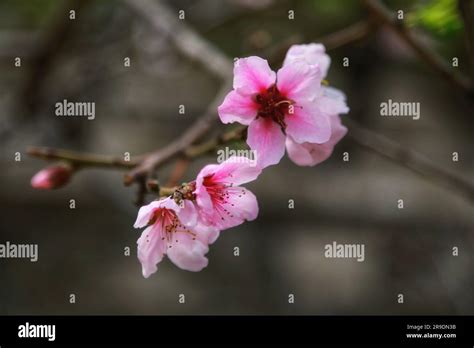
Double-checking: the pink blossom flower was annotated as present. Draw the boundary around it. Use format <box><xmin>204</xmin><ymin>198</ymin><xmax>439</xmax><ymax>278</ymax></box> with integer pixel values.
<box><xmin>194</xmin><ymin>156</ymin><xmax>261</xmax><ymax>230</ymax></box>
<box><xmin>134</xmin><ymin>197</ymin><xmax>218</xmax><ymax>277</ymax></box>
<box><xmin>286</xmin><ymin>87</ymin><xmax>348</xmax><ymax>166</ymax></box>
<box><xmin>283</xmin><ymin>44</ymin><xmax>349</xmax><ymax>166</ymax></box>
<box><xmin>218</xmin><ymin>43</ymin><xmax>349</xmax><ymax>168</ymax></box>
<box><xmin>31</xmin><ymin>164</ymin><xmax>73</xmax><ymax>189</ymax></box>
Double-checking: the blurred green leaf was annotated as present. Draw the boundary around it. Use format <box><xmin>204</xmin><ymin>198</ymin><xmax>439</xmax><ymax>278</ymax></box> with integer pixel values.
<box><xmin>407</xmin><ymin>0</ymin><xmax>462</xmax><ymax>38</ymax></box>
<box><xmin>0</xmin><ymin>0</ymin><xmax>57</xmax><ymax>28</ymax></box>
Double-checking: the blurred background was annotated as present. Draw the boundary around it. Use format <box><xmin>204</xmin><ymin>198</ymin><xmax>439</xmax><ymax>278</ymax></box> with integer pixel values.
<box><xmin>0</xmin><ymin>0</ymin><xmax>473</xmax><ymax>315</ymax></box>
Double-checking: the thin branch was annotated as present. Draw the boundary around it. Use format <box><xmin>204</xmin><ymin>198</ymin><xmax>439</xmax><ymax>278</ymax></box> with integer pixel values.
<box><xmin>345</xmin><ymin>118</ymin><xmax>474</xmax><ymax>204</ymax></box>
<box><xmin>22</xmin><ymin>0</ymin><xmax>92</xmax><ymax>112</ymax></box>
<box><xmin>124</xmin><ymin>0</ymin><xmax>233</xmax><ymax>80</ymax></box>
<box><xmin>184</xmin><ymin>125</ymin><xmax>246</xmax><ymax>158</ymax></box>
<box><xmin>267</xmin><ymin>20</ymin><xmax>376</xmax><ymax>67</ymax></box>
<box><xmin>122</xmin><ymin>0</ymin><xmax>235</xmax><ymax>185</ymax></box>
<box><xmin>361</xmin><ymin>0</ymin><xmax>474</xmax><ymax>96</ymax></box>
<box><xmin>26</xmin><ymin>123</ymin><xmax>245</xmax><ymax>171</ymax></box>
<box><xmin>320</xmin><ymin>20</ymin><xmax>376</xmax><ymax>51</ymax></box>
<box><xmin>27</xmin><ymin>147</ymin><xmax>137</xmax><ymax>169</ymax></box>
<box><xmin>123</xmin><ymin>79</ymin><xmax>232</xmax><ymax>185</ymax></box>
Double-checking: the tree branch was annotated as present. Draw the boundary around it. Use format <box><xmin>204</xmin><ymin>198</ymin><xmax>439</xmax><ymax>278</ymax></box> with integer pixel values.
<box><xmin>345</xmin><ymin>118</ymin><xmax>474</xmax><ymax>204</ymax></box>
<box><xmin>27</xmin><ymin>147</ymin><xmax>137</xmax><ymax>169</ymax></box>
<box><xmin>124</xmin><ymin>0</ymin><xmax>233</xmax><ymax>80</ymax></box>
<box><xmin>361</xmin><ymin>0</ymin><xmax>474</xmax><ymax>96</ymax></box>
<box><xmin>22</xmin><ymin>0</ymin><xmax>92</xmax><ymax>112</ymax></box>
<box><xmin>123</xmin><ymin>80</ymin><xmax>232</xmax><ymax>185</ymax></box>
<box><xmin>27</xmin><ymin>123</ymin><xmax>245</xmax><ymax>172</ymax></box>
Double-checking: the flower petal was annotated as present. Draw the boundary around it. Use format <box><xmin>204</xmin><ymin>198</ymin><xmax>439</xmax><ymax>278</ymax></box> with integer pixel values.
<box><xmin>286</xmin><ymin>115</ymin><xmax>347</xmax><ymax>166</ymax></box>
<box><xmin>194</xmin><ymin>219</ymin><xmax>220</xmax><ymax>244</ymax></box>
<box><xmin>195</xmin><ymin>164</ymin><xmax>220</xmax><ymax>212</ymax></box>
<box><xmin>247</xmin><ymin>117</ymin><xmax>286</xmax><ymax>168</ymax></box>
<box><xmin>174</xmin><ymin>200</ymin><xmax>198</xmax><ymax>228</ymax></box>
<box><xmin>283</xmin><ymin>43</ymin><xmax>331</xmax><ymax>78</ymax></box>
<box><xmin>276</xmin><ymin>61</ymin><xmax>322</xmax><ymax>102</ymax></box>
<box><xmin>167</xmin><ymin>232</ymin><xmax>209</xmax><ymax>272</ymax></box>
<box><xmin>218</xmin><ymin>90</ymin><xmax>258</xmax><ymax>125</ymax></box>
<box><xmin>224</xmin><ymin>187</ymin><xmax>259</xmax><ymax>224</ymax></box>
<box><xmin>317</xmin><ymin>86</ymin><xmax>349</xmax><ymax>115</ymax></box>
<box><xmin>234</xmin><ymin>56</ymin><xmax>276</xmax><ymax>96</ymax></box>
<box><xmin>206</xmin><ymin>156</ymin><xmax>262</xmax><ymax>186</ymax></box>
<box><xmin>133</xmin><ymin>200</ymin><xmax>162</xmax><ymax>228</ymax></box>
<box><xmin>285</xmin><ymin>100</ymin><xmax>331</xmax><ymax>144</ymax></box>
<box><xmin>137</xmin><ymin>225</ymin><xmax>166</xmax><ymax>278</ymax></box>
<box><xmin>199</xmin><ymin>186</ymin><xmax>259</xmax><ymax>230</ymax></box>
<box><xmin>285</xmin><ymin>138</ymin><xmax>314</xmax><ymax>166</ymax></box>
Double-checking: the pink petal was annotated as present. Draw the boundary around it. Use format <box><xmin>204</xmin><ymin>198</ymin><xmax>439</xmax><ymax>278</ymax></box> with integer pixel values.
<box><xmin>137</xmin><ymin>225</ymin><xmax>166</xmax><ymax>278</ymax></box>
<box><xmin>167</xmin><ymin>232</ymin><xmax>209</xmax><ymax>272</ymax></box>
<box><xmin>195</xmin><ymin>164</ymin><xmax>219</xmax><ymax>212</ymax></box>
<box><xmin>133</xmin><ymin>200</ymin><xmax>162</xmax><ymax>228</ymax></box>
<box><xmin>285</xmin><ymin>138</ymin><xmax>315</xmax><ymax>166</ymax></box>
<box><xmin>285</xmin><ymin>100</ymin><xmax>331</xmax><ymax>144</ymax></box>
<box><xmin>222</xmin><ymin>187</ymin><xmax>259</xmax><ymax>226</ymax></box>
<box><xmin>317</xmin><ymin>86</ymin><xmax>349</xmax><ymax>115</ymax></box>
<box><xmin>276</xmin><ymin>61</ymin><xmax>321</xmax><ymax>102</ymax></box>
<box><xmin>199</xmin><ymin>187</ymin><xmax>259</xmax><ymax>230</ymax></box>
<box><xmin>204</xmin><ymin>156</ymin><xmax>262</xmax><ymax>186</ymax></box>
<box><xmin>218</xmin><ymin>90</ymin><xmax>258</xmax><ymax>125</ymax></box>
<box><xmin>174</xmin><ymin>200</ymin><xmax>198</xmax><ymax>228</ymax></box>
<box><xmin>194</xmin><ymin>219</ymin><xmax>220</xmax><ymax>244</ymax></box>
<box><xmin>283</xmin><ymin>43</ymin><xmax>331</xmax><ymax>78</ymax></box>
<box><xmin>247</xmin><ymin>117</ymin><xmax>286</xmax><ymax>168</ymax></box>
<box><xmin>233</xmin><ymin>56</ymin><xmax>276</xmax><ymax>96</ymax></box>
<box><xmin>286</xmin><ymin>115</ymin><xmax>347</xmax><ymax>166</ymax></box>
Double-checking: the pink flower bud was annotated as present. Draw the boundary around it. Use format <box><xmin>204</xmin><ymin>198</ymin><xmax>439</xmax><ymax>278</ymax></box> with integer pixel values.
<box><xmin>31</xmin><ymin>164</ymin><xmax>72</xmax><ymax>190</ymax></box>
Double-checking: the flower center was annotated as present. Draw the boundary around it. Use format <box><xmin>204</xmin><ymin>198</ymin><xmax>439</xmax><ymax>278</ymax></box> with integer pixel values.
<box><xmin>254</xmin><ymin>84</ymin><xmax>294</xmax><ymax>132</ymax></box>
<box><xmin>147</xmin><ymin>208</ymin><xmax>196</xmax><ymax>246</ymax></box>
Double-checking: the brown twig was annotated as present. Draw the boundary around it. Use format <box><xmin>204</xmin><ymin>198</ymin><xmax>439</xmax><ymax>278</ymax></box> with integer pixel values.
<box><xmin>22</xmin><ymin>0</ymin><xmax>92</xmax><ymax>112</ymax></box>
<box><xmin>27</xmin><ymin>146</ymin><xmax>137</xmax><ymax>169</ymax></box>
<box><xmin>361</xmin><ymin>0</ymin><xmax>474</xmax><ymax>96</ymax></box>
<box><xmin>320</xmin><ymin>20</ymin><xmax>376</xmax><ymax>51</ymax></box>
<box><xmin>122</xmin><ymin>0</ymin><xmax>235</xmax><ymax>185</ymax></box>
<box><xmin>267</xmin><ymin>20</ymin><xmax>376</xmax><ymax>67</ymax></box>
<box><xmin>123</xmin><ymin>80</ymin><xmax>232</xmax><ymax>185</ymax></box>
<box><xmin>184</xmin><ymin>125</ymin><xmax>246</xmax><ymax>158</ymax></box>
<box><xmin>345</xmin><ymin>118</ymin><xmax>474</xmax><ymax>204</ymax></box>
<box><xmin>124</xmin><ymin>0</ymin><xmax>233</xmax><ymax>80</ymax></box>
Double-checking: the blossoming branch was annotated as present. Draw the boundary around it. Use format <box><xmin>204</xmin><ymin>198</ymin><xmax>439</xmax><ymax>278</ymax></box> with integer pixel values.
<box><xmin>29</xmin><ymin>44</ymin><xmax>349</xmax><ymax>277</ymax></box>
